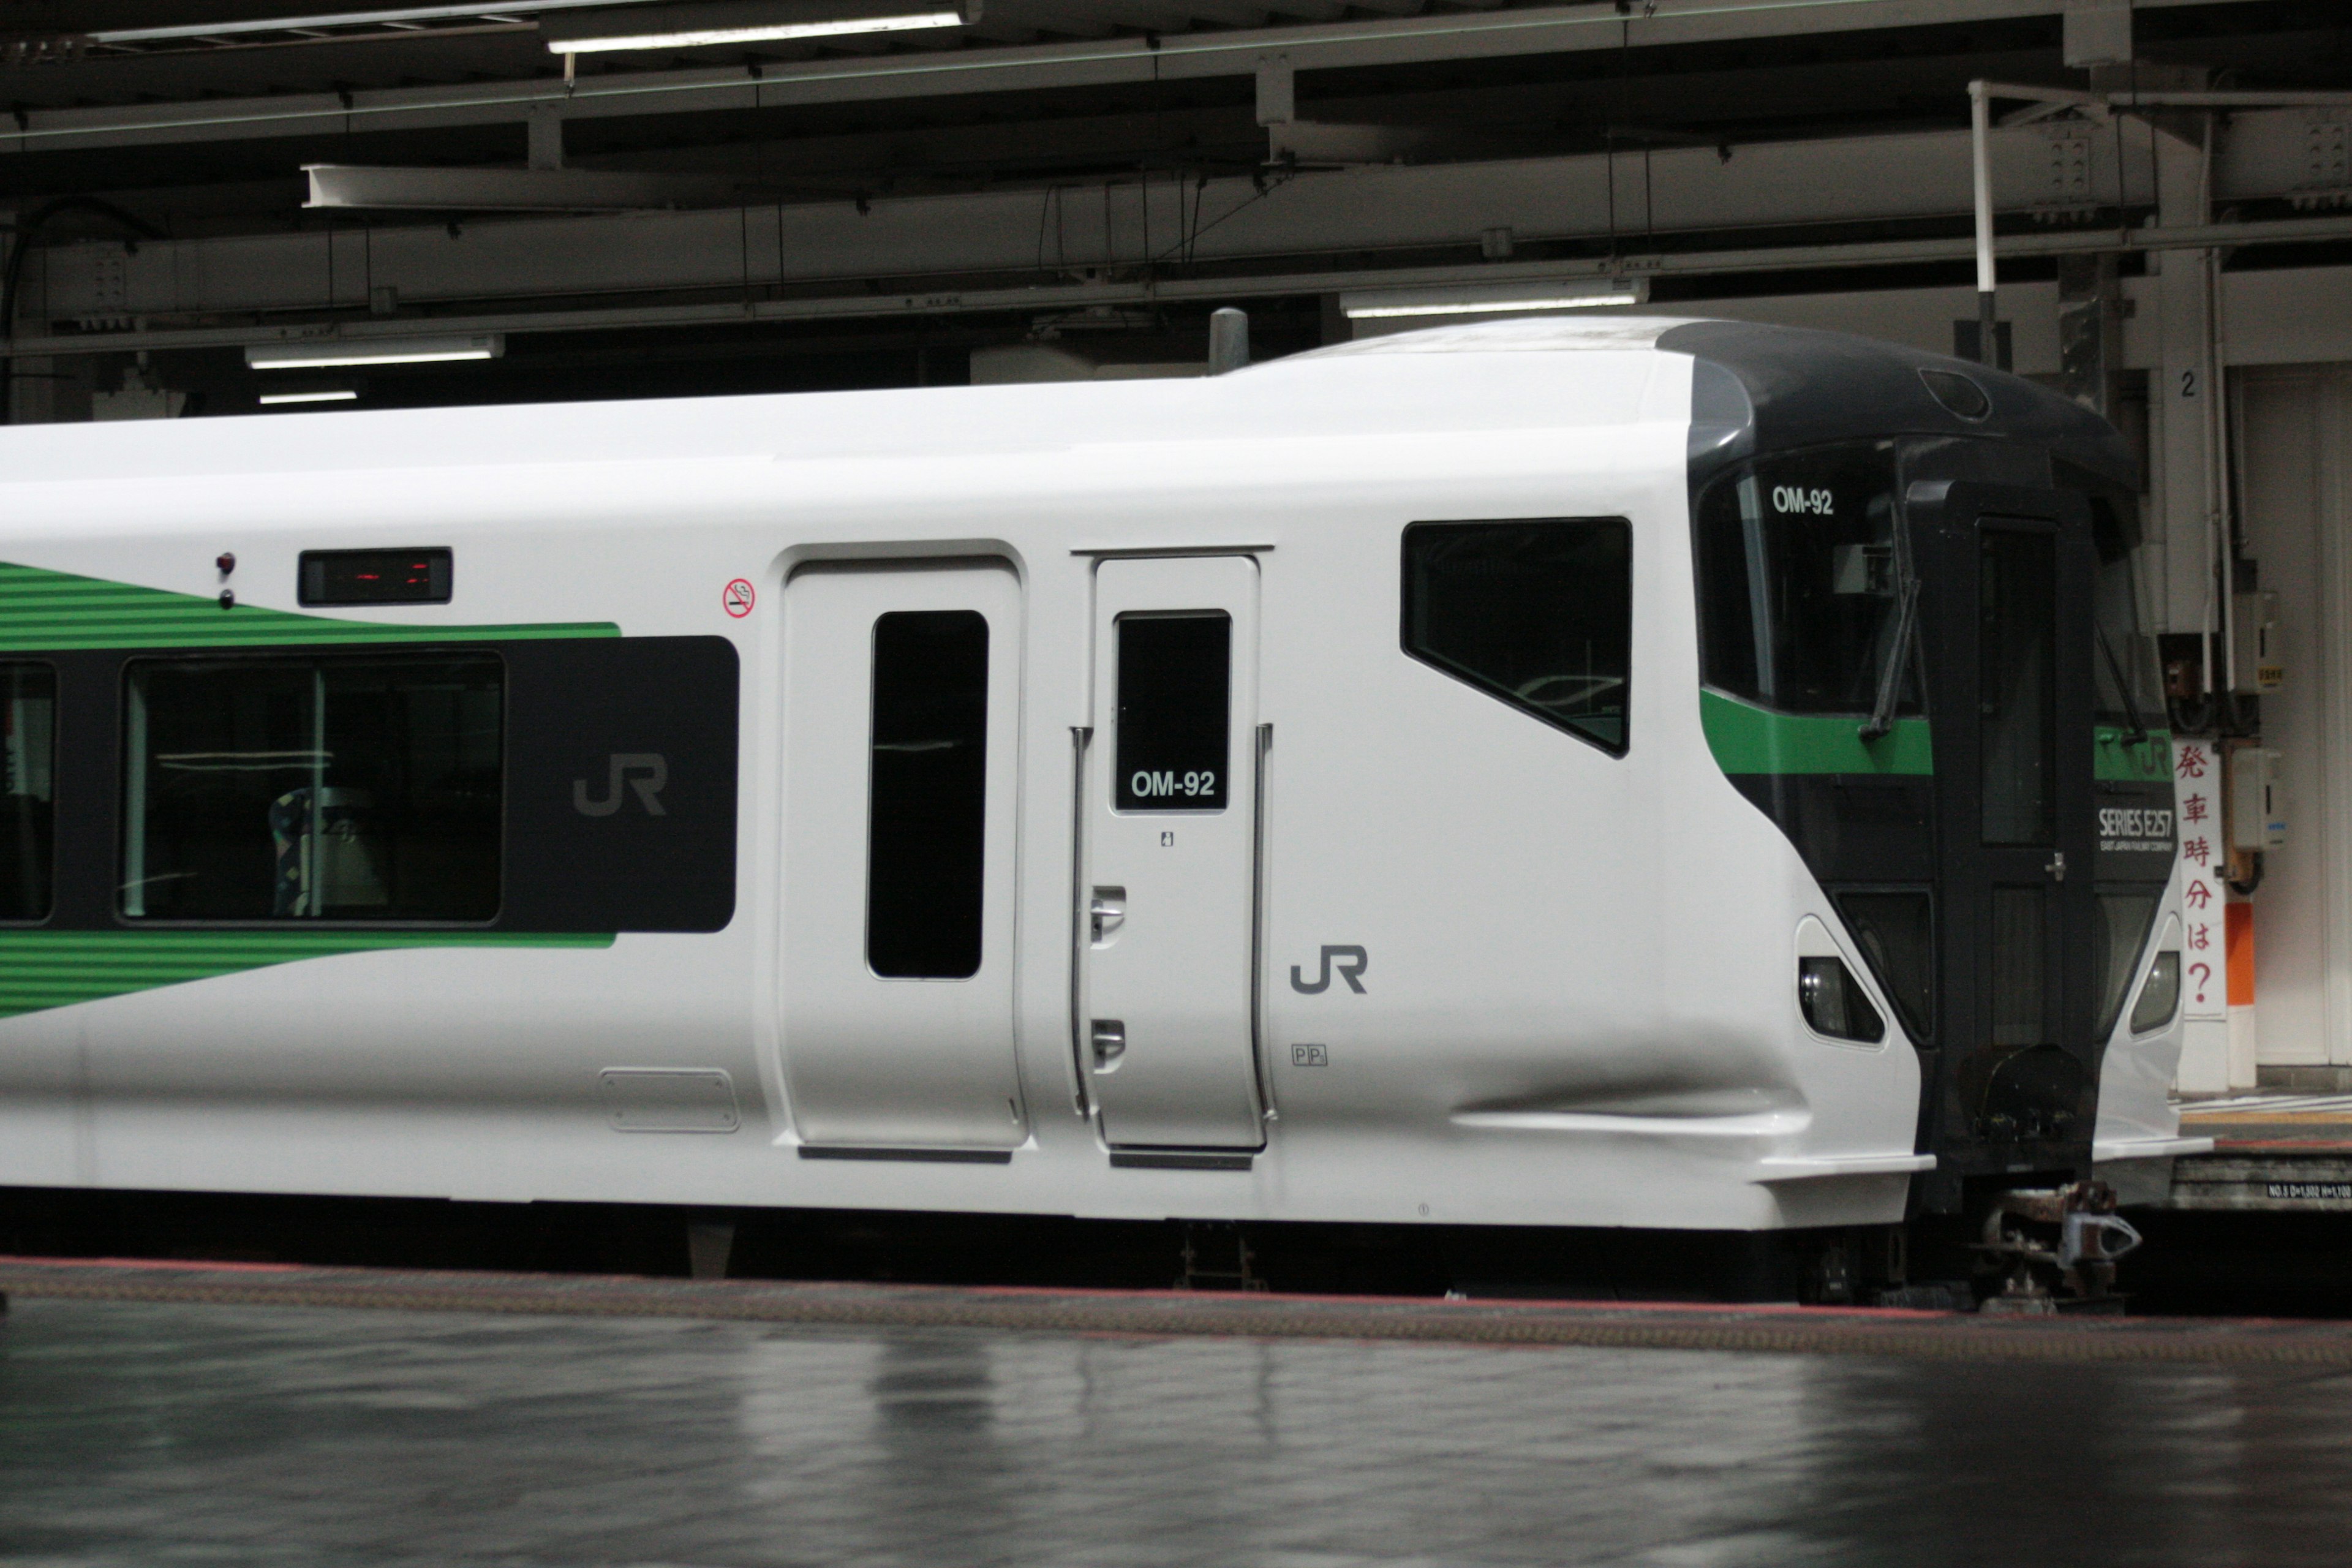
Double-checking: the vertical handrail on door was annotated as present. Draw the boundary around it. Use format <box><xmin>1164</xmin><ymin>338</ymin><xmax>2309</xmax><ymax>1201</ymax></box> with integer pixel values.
<box><xmin>1250</xmin><ymin>722</ymin><xmax>1276</xmax><ymax>1126</ymax></box>
<box><xmin>1067</xmin><ymin>725</ymin><xmax>1093</xmax><ymax>1117</ymax></box>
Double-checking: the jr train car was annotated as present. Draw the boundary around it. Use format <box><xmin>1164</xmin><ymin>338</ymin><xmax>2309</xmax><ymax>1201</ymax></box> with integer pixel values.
<box><xmin>0</xmin><ymin>315</ymin><xmax>2200</xmax><ymax>1251</ymax></box>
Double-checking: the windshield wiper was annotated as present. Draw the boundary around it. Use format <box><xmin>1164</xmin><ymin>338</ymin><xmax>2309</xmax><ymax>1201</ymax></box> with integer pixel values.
<box><xmin>1858</xmin><ymin>575</ymin><xmax>1920</xmax><ymax>743</ymax></box>
<box><xmin>2097</xmin><ymin>625</ymin><xmax>2150</xmax><ymax>746</ymax></box>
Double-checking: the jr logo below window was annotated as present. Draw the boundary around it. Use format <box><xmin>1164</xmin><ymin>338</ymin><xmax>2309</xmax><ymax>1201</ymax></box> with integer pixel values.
<box><xmin>1291</xmin><ymin>945</ymin><xmax>1368</xmax><ymax>995</ymax></box>
<box><xmin>574</xmin><ymin>753</ymin><xmax>669</xmax><ymax>817</ymax></box>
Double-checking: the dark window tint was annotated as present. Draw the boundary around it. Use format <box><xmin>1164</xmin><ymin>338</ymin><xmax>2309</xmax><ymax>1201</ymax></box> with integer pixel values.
<box><xmin>1115</xmin><ymin>614</ymin><xmax>1231</xmax><ymax>811</ymax></box>
<box><xmin>1834</xmin><ymin>890</ymin><xmax>1933</xmax><ymax>1042</ymax></box>
<box><xmin>2095</xmin><ymin>890</ymin><xmax>2162</xmax><ymax>1041</ymax></box>
<box><xmin>2087</xmin><ymin>496</ymin><xmax>2164</xmax><ymax>732</ymax></box>
<box><xmin>866</xmin><ymin>610</ymin><xmax>989</xmax><ymax>979</ymax></box>
<box><xmin>1989</xmin><ymin>886</ymin><xmax>2048</xmax><ymax>1046</ymax></box>
<box><xmin>124</xmin><ymin>655</ymin><xmax>501</xmax><ymax>921</ymax></box>
<box><xmin>0</xmin><ymin>663</ymin><xmax>55</xmax><ymax>921</ymax></box>
<box><xmin>1695</xmin><ymin>447</ymin><xmax>1917</xmax><ymax>717</ymax></box>
<box><xmin>1403</xmin><ymin>519</ymin><xmax>1631</xmax><ymax>753</ymax></box>
<box><xmin>300</xmin><ymin>548</ymin><xmax>452</xmax><ymax>606</ymax></box>
<box><xmin>1980</xmin><ymin>527</ymin><xmax>2057</xmax><ymax>846</ymax></box>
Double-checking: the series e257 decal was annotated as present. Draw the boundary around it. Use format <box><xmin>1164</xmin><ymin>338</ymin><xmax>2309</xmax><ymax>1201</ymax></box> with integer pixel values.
<box><xmin>2098</xmin><ymin>805</ymin><xmax>2174</xmax><ymax>853</ymax></box>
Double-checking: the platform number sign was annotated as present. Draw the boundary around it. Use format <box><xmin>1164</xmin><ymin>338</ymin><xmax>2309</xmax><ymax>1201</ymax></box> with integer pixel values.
<box><xmin>722</xmin><ymin>578</ymin><xmax>756</xmax><ymax>618</ymax></box>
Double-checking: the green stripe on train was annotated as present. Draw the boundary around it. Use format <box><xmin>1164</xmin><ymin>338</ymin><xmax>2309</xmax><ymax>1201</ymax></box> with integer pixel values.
<box><xmin>1703</xmin><ymin>692</ymin><xmax>2174</xmax><ymax>783</ymax></box>
<box><xmin>0</xmin><ymin>562</ymin><xmax>617</xmax><ymax>650</ymax></box>
<box><xmin>0</xmin><ymin>930</ymin><xmax>614</xmax><ymax>1021</ymax></box>
<box><xmin>1700</xmin><ymin>690</ymin><xmax>1933</xmax><ymax>775</ymax></box>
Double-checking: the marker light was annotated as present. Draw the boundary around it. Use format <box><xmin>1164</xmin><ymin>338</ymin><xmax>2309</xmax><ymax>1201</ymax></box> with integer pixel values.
<box><xmin>545</xmin><ymin>0</ymin><xmax>970</xmax><ymax>53</ymax></box>
<box><xmin>258</xmin><ymin>389</ymin><xmax>361</xmax><ymax>405</ymax></box>
<box><xmin>247</xmin><ymin>335</ymin><xmax>502</xmax><ymax>369</ymax></box>
<box><xmin>2130</xmin><ymin>951</ymin><xmax>2182</xmax><ymax>1034</ymax></box>
<box><xmin>1798</xmin><ymin>956</ymin><xmax>1887</xmax><ymax>1044</ymax></box>
<box><xmin>1340</xmin><ymin>278</ymin><xmax>1646</xmax><ymax>319</ymax></box>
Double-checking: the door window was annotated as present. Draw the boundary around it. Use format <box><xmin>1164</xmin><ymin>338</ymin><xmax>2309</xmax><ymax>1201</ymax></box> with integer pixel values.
<box><xmin>1978</xmin><ymin>528</ymin><xmax>2057</xmax><ymax>846</ymax></box>
<box><xmin>865</xmin><ymin>609</ymin><xmax>989</xmax><ymax>979</ymax></box>
<box><xmin>1402</xmin><ymin>518</ymin><xmax>1632</xmax><ymax>753</ymax></box>
<box><xmin>1114</xmin><ymin>614</ymin><xmax>1231</xmax><ymax>812</ymax></box>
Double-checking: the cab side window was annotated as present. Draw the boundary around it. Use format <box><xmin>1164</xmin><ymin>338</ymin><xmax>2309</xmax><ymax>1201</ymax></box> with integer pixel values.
<box><xmin>1402</xmin><ymin>519</ymin><xmax>1632</xmax><ymax>755</ymax></box>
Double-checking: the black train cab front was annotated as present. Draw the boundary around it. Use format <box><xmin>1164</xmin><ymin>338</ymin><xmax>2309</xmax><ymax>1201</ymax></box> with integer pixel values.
<box><xmin>1667</xmin><ymin>320</ymin><xmax>2171</xmax><ymax>1212</ymax></box>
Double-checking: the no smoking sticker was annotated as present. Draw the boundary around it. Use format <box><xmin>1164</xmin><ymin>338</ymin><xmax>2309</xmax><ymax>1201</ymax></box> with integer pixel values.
<box><xmin>722</xmin><ymin>579</ymin><xmax>756</xmax><ymax>617</ymax></box>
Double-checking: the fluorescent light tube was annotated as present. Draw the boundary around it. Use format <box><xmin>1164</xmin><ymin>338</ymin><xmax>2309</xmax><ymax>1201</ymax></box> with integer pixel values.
<box><xmin>248</xmin><ymin>334</ymin><xmax>502</xmax><ymax>369</ymax></box>
<box><xmin>93</xmin><ymin>1</ymin><xmax>639</xmax><ymax>43</ymax></box>
<box><xmin>1340</xmin><ymin>278</ymin><xmax>1647</xmax><ymax>319</ymax></box>
<box><xmin>258</xmin><ymin>390</ymin><xmax>361</xmax><ymax>405</ymax></box>
<box><xmin>547</xmin><ymin>1</ymin><xmax>965</xmax><ymax>53</ymax></box>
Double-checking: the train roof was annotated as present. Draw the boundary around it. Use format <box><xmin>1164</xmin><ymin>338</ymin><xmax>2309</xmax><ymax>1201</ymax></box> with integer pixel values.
<box><xmin>0</xmin><ymin>315</ymin><xmax>2133</xmax><ymax>492</ymax></box>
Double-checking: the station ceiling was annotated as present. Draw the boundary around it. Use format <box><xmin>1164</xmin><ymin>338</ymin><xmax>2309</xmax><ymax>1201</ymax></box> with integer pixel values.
<box><xmin>4</xmin><ymin>0</ymin><xmax>2348</xmax><ymax>411</ymax></box>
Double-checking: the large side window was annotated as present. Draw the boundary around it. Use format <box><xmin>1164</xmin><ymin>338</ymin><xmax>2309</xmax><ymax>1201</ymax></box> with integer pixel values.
<box><xmin>1402</xmin><ymin>519</ymin><xmax>1632</xmax><ymax>754</ymax></box>
<box><xmin>0</xmin><ymin>662</ymin><xmax>55</xmax><ymax>921</ymax></box>
<box><xmin>123</xmin><ymin>655</ymin><xmax>502</xmax><ymax>921</ymax></box>
<box><xmin>865</xmin><ymin>610</ymin><xmax>989</xmax><ymax>980</ymax></box>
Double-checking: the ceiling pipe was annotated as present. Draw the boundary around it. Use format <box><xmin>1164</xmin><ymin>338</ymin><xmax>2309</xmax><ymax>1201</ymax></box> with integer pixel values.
<box><xmin>18</xmin><ymin>206</ymin><xmax>2352</xmax><ymax>364</ymax></box>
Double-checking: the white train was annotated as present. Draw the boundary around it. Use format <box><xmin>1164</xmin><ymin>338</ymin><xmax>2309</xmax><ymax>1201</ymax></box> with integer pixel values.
<box><xmin>0</xmin><ymin>316</ymin><xmax>2199</xmax><ymax>1248</ymax></box>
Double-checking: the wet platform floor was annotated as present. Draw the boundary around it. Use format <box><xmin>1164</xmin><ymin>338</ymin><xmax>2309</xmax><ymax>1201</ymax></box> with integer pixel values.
<box><xmin>10</xmin><ymin>1263</ymin><xmax>2352</xmax><ymax>1567</ymax></box>
<box><xmin>2179</xmin><ymin>1090</ymin><xmax>2352</xmax><ymax>1150</ymax></box>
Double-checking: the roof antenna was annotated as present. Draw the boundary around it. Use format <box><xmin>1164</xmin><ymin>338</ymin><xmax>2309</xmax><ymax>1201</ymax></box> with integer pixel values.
<box><xmin>1208</xmin><ymin>307</ymin><xmax>1249</xmax><ymax>375</ymax></box>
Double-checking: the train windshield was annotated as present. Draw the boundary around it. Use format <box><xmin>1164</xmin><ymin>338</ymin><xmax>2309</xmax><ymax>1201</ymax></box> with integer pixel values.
<box><xmin>1695</xmin><ymin>445</ymin><xmax>1918</xmax><ymax>716</ymax></box>
<box><xmin>2089</xmin><ymin>495</ymin><xmax>2164</xmax><ymax>731</ymax></box>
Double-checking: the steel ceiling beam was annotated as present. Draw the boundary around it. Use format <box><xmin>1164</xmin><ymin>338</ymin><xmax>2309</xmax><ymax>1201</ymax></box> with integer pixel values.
<box><xmin>15</xmin><ymin>210</ymin><xmax>2352</xmax><ymax>361</ymax></box>
<box><xmin>302</xmin><ymin>162</ymin><xmax>764</xmax><ymax>209</ymax></box>
<box><xmin>32</xmin><ymin>107</ymin><xmax>2337</xmax><ymax>325</ymax></box>
<box><xmin>0</xmin><ymin>0</ymin><xmax>2279</xmax><ymax>156</ymax></box>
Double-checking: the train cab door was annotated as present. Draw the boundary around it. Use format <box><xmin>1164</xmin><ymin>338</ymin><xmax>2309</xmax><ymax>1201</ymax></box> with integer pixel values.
<box><xmin>1915</xmin><ymin>482</ymin><xmax>2101</xmax><ymax>1168</ymax></box>
<box><xmin>777</xmin><ymin>560</ymin><xmax>1027</xmax><ymax>1153</ymax></box>
<box><xmin>1081</xmin><ymin>556</ymin><xmax>1267</xmax><ymax>1154</ymax></box>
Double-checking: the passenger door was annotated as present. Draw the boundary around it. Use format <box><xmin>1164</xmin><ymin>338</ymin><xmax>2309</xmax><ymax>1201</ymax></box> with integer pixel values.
<box><xmin>778</xmin><ymin>561</ymin><xmax>1027</xmax><ymax>1152</ymax></box>
<box><xmin>1916</xmin><ymin>484</ymin><xmax>2101</xmax><ymax>1164</ymax></box>
<box><xmin>1082</xmin><ymin>556</ymin><xmax>1267</xmax><ymax>1153</ymax></box>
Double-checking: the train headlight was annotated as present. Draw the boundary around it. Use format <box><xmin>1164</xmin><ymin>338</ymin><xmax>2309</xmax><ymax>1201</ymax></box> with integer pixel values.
<box><xmin>1798</xmin><ymin>956</ymin><xmax>1885</xmax><ymax>1044</ymax></box>
<box><xmin>2130</xmin><ymin>951</ymin><xmax>2182</xmax><ymax>1034</ymax></box>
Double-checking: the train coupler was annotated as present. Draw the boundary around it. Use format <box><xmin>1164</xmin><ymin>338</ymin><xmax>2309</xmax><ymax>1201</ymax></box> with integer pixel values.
<box><xmin>1973</xmin><ymin>1180</ymin><xmax>2143</xmax><ymax>1315</ymax></box>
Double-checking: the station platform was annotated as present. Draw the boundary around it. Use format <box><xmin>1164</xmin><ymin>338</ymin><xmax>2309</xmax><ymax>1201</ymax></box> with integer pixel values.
<box><xmin>10</xmin><ymin>1259</ymin><xmax>2352</xmax><ymax>1566</ymax></box>
<box><xmin>2173</xmin><ymin>1092</ymin><xmax>2352</xmax><ymax>1210</ymax></box>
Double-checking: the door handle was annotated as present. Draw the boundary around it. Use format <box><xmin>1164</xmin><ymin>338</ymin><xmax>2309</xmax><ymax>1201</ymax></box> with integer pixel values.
<box><xmin>1090</xmin><ymin>1019</ymin><xmax>1126</xmax><ymax>1072</ymax></box>
<box><xmin>1090</xmin><ymin>887</ymin><xmax>1125</xmax><ymax>947</ymax></box>
<box><xmin>2045</xmin><ymin>851</ymin><xmax>2067</xmax><ymax>883</ymax></box>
